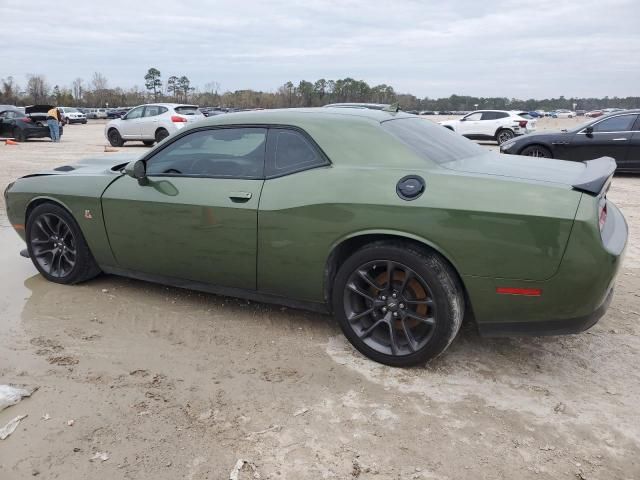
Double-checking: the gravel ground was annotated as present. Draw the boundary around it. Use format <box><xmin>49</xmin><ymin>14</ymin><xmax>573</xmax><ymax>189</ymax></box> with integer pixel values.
<box><xmin>0</xmin><ymin>118</ymin><xmax>638</xmax><ymax>480</ymax></box>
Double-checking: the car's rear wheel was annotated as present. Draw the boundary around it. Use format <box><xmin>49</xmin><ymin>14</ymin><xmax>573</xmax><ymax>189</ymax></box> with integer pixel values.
<box><xmin>520</xmin><ymin>145</ymin><xmax>552</xmax><ymax>158</ymax></box>
<box><xmin>332</xmin><ymin>243</ymin><xmax>464</xmax><ymax>367</ymax></box>
<box><xmin>13</xmin><ymin>127</ymin><xmax>26</xmax><ymax>142</ymax></box>
<box><xmin>155</xmin><ymin>128</ymin><xmax>169</xmax><ymax>143</ymax></box>
<box><xmin>143</xmin><ymin>140</ymin><xmax>155</xmax><ymax>146</ymax></box>
<box><xmin>26</xmin><ymin>203</ymin><xmax>101</xmax><ymax>285</ymax></box>
<box><xmin>107</xmin><ymin>128</ymin><xmax>124</xmax><ymax>147</ymax></box>
<box><xmin>496</xmin><ymin>129</ymin><xmax>515</xmax><ymax>145</ymax></box>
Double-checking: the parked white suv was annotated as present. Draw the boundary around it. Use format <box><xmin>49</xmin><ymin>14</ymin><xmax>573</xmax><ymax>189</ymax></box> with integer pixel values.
<box><xmin>58</xmin><ymin>107</ymin><xmax>87</xmax><ymax>125</ymax></box>
<box><xmin>439</xmin><ymin>110</ymin><xmax>536</xmax><ymax>144</ymax></box>
<box><xmin>105</xmin><ymin>103</ymin><xmax>204</xmax><ymax>147</ymax></box>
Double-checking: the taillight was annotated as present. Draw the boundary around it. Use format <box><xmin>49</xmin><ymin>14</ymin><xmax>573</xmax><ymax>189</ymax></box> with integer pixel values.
<box><xmin>171</xmin><ymin>115</ymin><xmax>187</xmax><ymax>123</ymax></box>
<box><xmin>518</xmin><ymin>120</ymin><xmax>528</xmax><ymax>128</ymax></box>
<box><xmin>20</xmin><ymin>117</ymin><xmax>31</xmax><ymax>123</ymax></box>
<box><xmin>598</xmin><ymin>200</ymin><xmax>608</xmax><ymax>231</ymax></box>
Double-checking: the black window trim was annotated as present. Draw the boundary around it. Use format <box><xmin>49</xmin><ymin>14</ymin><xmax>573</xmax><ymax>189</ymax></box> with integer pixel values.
<box><xmin>264</xmin><ymin>125</ymin><xmax>331</xmax><ymax>179</ymax></box>
<box><xmin>139</xmin><ymin>123</ymin><xmax>332</xmax><ymax>181</ymax></box>
<box><xmin>578</xmin><ymin>113</ymin><xmax>640</xmax><ymax>134</ymax></box>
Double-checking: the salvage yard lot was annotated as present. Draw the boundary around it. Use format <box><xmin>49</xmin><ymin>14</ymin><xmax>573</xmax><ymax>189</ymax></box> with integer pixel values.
<box><xmin>0</xmin><ymin>118</ymin><xmax>639</xmax><ymax>479</ymax></box>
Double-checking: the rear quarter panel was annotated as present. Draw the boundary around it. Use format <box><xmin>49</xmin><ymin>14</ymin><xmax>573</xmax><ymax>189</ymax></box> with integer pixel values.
<box><xmin>257</xmin><ymin>164</ymin><xmax>581</xmax><ymax>303</ymax></box>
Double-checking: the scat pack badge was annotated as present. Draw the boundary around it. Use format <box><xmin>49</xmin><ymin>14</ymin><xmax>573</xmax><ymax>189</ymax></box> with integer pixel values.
<box><xmin>84</xmin><ymin>209</ymin><xmax>93</xmax><ymax>220</ymax></box>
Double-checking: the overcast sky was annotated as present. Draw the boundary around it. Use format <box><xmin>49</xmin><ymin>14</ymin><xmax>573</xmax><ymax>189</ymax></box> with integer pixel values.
<box><xmin>2</xmin><ymin>0</ymin><xmax>638</xmax><ymax>98</ymax></box>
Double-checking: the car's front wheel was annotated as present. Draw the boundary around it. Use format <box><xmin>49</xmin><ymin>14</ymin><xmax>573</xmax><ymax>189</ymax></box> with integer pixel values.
<box><xmin>332</xmin><ymin>243</ymin><xmax>464</xmax><ymax>367</ymax></box>
<box><xmin>26</xmin><ymin>203</ymin><xmax>101</xmax><ymax>284</ymax></box>
<box><xmin>496</xmin><ymin>129</ymin><xmax>515</xmax><ymax>145</ymax></box>
<box><xmin>521</xmin><ymin>145</ymin><xmax>552</xmax><ymax>158</ymax></box>
<box><xmin>107</xmin><ymin>128</ymin><xmax>124</xmax><ymax>147</ymax></box>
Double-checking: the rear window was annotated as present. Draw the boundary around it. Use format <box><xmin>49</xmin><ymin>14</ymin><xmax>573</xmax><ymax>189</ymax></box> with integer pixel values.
<box><xmin>517</xmin><ymin>112</ymin><xmax>534</xmax><ymax>119</ymax></box>
<box><xmin>175</xmin><ymin>106</ymin><xmax>200</xmax><ymax>116</ymax></box>
<box><xmin>382</xmin><ymin>118</ymin><xmax>484</xmax><ymax>164</ymax></box>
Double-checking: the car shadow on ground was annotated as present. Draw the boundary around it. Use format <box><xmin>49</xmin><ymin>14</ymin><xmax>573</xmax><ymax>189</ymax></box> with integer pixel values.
<box><xmin>19</xmin><ymin>272</ymin><xmax>585</xmax><ymax>374</ymax></box>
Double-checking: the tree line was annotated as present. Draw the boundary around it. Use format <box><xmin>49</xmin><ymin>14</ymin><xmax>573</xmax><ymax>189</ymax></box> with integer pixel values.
<box><xmin>1</xmin><ymin>69</ymin><xmax>639</xmax><ymax>112</ymax></box>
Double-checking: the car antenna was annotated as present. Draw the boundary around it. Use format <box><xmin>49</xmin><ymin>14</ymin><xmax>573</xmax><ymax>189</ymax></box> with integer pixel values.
<box><xmin>382</xmin><ymin>103</ymin><xmax>401</xmax><ymax>113</ymax></box>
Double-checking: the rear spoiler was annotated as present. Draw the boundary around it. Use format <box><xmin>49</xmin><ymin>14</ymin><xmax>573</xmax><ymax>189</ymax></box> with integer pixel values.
<box><xmin>572</xmin><ymin>157</ymin><xmax>616</xmax><ymax>196</ymax></box>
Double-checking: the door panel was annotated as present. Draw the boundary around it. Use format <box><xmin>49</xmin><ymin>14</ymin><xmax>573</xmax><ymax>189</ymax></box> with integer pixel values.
<box><xmin>566</xmin><ymin>132</ymin><xmax>630</xmax><ymax>164</ymax></box>
<box><xmin>140</xmin><ymin>105</ymin><xmax>164</xmax><ymax>139</ymax></box>
<box><xmin>626</xmin><ymin>131</ymin><xmax>640</xmax><ymax>170</ymax></box>
<box><xmin>119</xmin><ymin>106</ymin><xmax>145</xmax><ymax>139</ymax></box>
<box><xmin>458</xmin><ymin>112</ymin><xmax>482</xmax><ymax>135</ymax></box>
<box><xmin>101</xmin><ymin>175</ymin><xmax>263</xmax><ymax>289</ymax></box>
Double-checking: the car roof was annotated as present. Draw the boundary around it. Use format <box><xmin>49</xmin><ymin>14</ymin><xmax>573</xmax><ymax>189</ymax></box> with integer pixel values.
<box><xmin>134</xmin><ymin>103</ymin><xmax>198</xmax><ymax>108</ymax></box>
<box><xmin>197</xmin><ymin>107</ymin><xmax>413</xmax><ymax>128</ymax></box>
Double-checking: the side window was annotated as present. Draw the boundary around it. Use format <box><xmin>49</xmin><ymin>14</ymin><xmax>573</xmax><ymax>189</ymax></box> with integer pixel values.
<box><xmin>125</xmin><ymin>106</ymin><xmax>144</xmax><ymax>120</ymax></box>
<box><xmin>265</xmin><ymin>129</ymin><xmax>327</xmax><ymax>177</ymax></box>
<box><xmin>634</xmin><ymin>116</ymin><xmax>640</xmax><ymax>131</ymax></box>
<box><xmin>481</xmin><ymin>112</ymin><xmax>503</xmax><ymax>120</ymax></box>
<box><xmin>464</xmin><ymin>112</ymin><xmax>482</xmax><ymax>121</ymax></box>
<box><xmin>592</xmin><ymin>115</ymin><xmax>637</xmax><ymax>133</ymax></box>
<box><xmin>144</xmin><ymin>106</ymin><xmax>161</xmax><ymax>117</ymax></box>
<box><xmin>494</xmin><ymin>112</ymin><xmax>509</xmax><ymax>119</ymax></box>
<box><xmin>146</xmin><ymin>128</ymin><xmax>267</xmax><ymax>179</ymax></box>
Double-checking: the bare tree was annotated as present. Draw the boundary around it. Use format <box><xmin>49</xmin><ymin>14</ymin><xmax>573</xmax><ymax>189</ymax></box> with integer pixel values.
<box><xmin>26</xmin><ymin>74</ymin><xmax>49</xmax><ymax>103</ymax></box>
<box><xmin>72</xmin><ymin>78</ymin><xmax>84</xmax><ymax>100</ymax></box>
<box><xmin>92</xmin><ymin>72</ymin><xmax>108</xmax><ymax>91</ymax></box>
<box><xmin>0</xmin><ymin>76</ymin><xmax>20</xmax><ymax>104</ymax></box>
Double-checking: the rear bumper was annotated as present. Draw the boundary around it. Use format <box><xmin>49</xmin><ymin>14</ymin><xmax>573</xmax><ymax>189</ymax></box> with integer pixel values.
<box><xmin>465</xmin><ymin>197</ymin><xmax>627</xmax><ymax>337</ymax></box>
<box><xmin>478</xmin><ymin>287</ymin><xmax>614</xmax><ymax>336</ymax></box>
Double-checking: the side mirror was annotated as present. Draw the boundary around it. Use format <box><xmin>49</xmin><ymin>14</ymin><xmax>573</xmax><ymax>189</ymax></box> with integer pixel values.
<box><xmin>460</xmin><ymin>117</ymin><xmax>466</xmax><ymax>121</ymax></box>
<box><xmin>124</xmin><ymin>160</ymin><xmax>148</xmax><ymax>186</ymax></box>
<box><xmin>584</xmin><ymin>126</ymin><xmax>594</xmax><ymax>136</ymax></box>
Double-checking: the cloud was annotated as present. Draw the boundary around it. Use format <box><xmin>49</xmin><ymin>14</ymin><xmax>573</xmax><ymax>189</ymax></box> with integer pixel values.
<box><xmin>1</xmin><ymin>0</ymin><xmax>638</xmax><ymax>98</ymax></box>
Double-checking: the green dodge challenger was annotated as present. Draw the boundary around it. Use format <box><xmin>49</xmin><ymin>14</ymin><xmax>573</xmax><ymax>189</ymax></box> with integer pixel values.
<box><xmin>4</xmin><ymin>108</ymin><xmax>628</xmax><ymax>366</ymax></box>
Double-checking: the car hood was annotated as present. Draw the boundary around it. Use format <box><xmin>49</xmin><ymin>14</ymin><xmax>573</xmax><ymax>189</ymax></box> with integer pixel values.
<box><xmin>25</xmin><ymin>104</ymin><xmax>54</xmax><ymax>114</ymax></box>
<box><xmin>22</xmin><ymin>153</ymin><xmax>139</xmax><ymax>178</ymax></box>
<box><xmin>444</xmin><ymin>152</ymin><xmax>584</xmax><ymax>186</ymax></box>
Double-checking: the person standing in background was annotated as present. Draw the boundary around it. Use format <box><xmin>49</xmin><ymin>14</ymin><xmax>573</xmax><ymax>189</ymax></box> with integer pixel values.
<box><xmin>46</xmin><ymin>106</ymin><xmax>61</xmax><ymax>142</ymax></box>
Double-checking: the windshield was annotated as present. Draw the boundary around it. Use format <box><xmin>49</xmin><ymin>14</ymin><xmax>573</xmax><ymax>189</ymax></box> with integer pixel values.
<box><xmin>381</xmin><ymin>117</ymin><xmax>484</xmax><ymax>164</ymax></box>
<box><xmin>65</xmin><ymin>107</ymin><xmax>78</xmax><ymax>112</ymax></box>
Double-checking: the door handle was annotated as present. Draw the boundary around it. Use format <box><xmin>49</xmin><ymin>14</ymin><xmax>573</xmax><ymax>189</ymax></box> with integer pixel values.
<box><xmin>229</xmin><ymin>191</ymin><xmax>252</xmax><ymax>202</ymax></box>
<box><xmin>612</xmin><ymin>138</ymin><xmax>627</xmax><ymax>141</ymax></box>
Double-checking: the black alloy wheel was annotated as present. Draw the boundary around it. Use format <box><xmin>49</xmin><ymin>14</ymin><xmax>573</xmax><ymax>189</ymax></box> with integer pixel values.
<box><xmin>333</xmin><ymin>243</ymin><xmax>464</xmax><ymax>367</ymax></box>
<box><xmin>29</xmin><ymin>213</ymin><xmax>77</xmax><ymax>278</ymax></box>
<box><xmin>26</xmin><ymin>203</ymin><xmax>101</xmax><ymax>284</ymax></box>
<box><xmin>343</xmin><ymin>260</ymin><xmax>437</xmax><ymax>356</ymax></box>
<box><xmin>521</xmin><ymin>145</ymin><xmax>552</xmax><ymax>158</ymax></box>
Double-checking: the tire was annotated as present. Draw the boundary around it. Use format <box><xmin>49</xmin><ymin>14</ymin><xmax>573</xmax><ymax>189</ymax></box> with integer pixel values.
<box><xmin>107</xmin><ymin>128</ymin><xmax>124</xmax><ymax>147</ymax></box>
<box><xmin>496</xmin><ymin>129</ymin><xmax>515</xmax><ymax>145</ymax></box>
<box><xmin>82</xmin><ymin>120</ymin><xmax>87</xmax><ymax>124</ymax></box>
<box><xmin>26</xmin><ymin>203</ymin><xmax>101</xmax><ymax>285</ymax></box>
<box><xmin>155</xmin><ymin>128</ymin><xmax>169</xmax><ymax>143</ymax></box>
<box><xmin>332</xmin><ymin>242</ymin><xmax>464</xmax><ymax>367</ymax></box>
<box><xmin>13</xmin><ymin>127</ymin><xmax>26</xmax><ymax>142</ymax></box>
<box><xmin>520</xmin><ymin>145</ymin><xmax>552</xmax><ymax>158</ymax></box>
<box><xmin>142</xmin><ymin>140</ymin><xmax>155</xmax><ymax>146</ymax></box>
